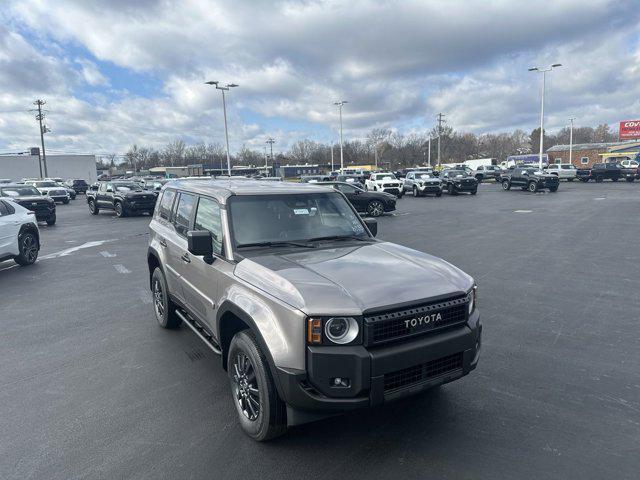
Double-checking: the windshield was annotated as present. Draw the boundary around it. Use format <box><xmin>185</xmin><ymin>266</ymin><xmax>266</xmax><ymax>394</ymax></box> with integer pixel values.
<box><xmin>35</xmin><ymin>181</ymin><xmax>57</xmax><ymax>187</ymax></box>
<box><xmin>418</xmin><ymin>174</ymin><xmax>433</xmax><ymax>179</ymax></box>
<box><xmin>447</xmin><ymin>170</ymin><xmax>466</xmax><ymax>177</ymax></box>
<box><xmin>1</xmin><ymin>186</ymin><xmax>41</xmax><ymax>196</ymax></box>
<box><xmin>114</xmin><ymin>184</ymin><xmax>143</xmax><ymax>192</ymax></box>
<box><xmin>373</xmin><ymin>173</ymin><xmax>396</xmax><ymax>180</ymax></box>
<box><xmin>228</xmin><ymin>193</ymin><xmax>368</xmax><ymax>247</ymax></box>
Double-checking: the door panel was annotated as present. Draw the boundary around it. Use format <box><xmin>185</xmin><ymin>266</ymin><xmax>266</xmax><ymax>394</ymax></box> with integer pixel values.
<box><xmin>0</xmin><ymin>202</ymin><xmax>19</xmax><ymax>257</ymax></box>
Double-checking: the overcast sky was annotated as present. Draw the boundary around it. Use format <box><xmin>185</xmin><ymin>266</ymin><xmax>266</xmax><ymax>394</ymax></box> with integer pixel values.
<box><xmin>1</xmin><ymin>0</ymin><xmax>639</xmax><ymax>155</ymax></box>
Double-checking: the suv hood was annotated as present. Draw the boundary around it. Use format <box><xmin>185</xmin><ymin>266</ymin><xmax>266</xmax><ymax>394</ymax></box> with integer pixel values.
<box><xmin>234</xmin><ymin>242</ymin><xmax>473</xmax><ymax>315</ymax></box>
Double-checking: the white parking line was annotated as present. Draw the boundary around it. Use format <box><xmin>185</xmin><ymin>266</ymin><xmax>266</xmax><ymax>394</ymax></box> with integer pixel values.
<box><xmin>113</xmin><ymin>264</ymin><xmax>131</xmax><ymax>274</ymax></box>
<box><xmin>99</xmin><ymin>251</ymin><xmax>116</xmax><ymax>258</ymax></box>
<box><xmin>40</xmin><ymin>240</ymin><xmax>117</xmax><ymax>260</ymax></box>
<box><xmin>513</xmin><ymin>210</ymin><xmax>532</xmax><ymax>213</ymax></box>
<box><xmin>594</xmin><ymin>197</ymin><xmax>606</xmax><ymax>200</ymax></box>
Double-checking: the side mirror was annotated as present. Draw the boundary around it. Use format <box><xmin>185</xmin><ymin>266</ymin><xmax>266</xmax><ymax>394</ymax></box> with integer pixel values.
<box><xmin>364</xmin><ymin>218</ymin><xmax>377</xmax><ymax>237</ymax></box>
<box><xmin>187</xmin><ymin>230</ymin><xmax>214</xmax><ymax>263</ymax></box>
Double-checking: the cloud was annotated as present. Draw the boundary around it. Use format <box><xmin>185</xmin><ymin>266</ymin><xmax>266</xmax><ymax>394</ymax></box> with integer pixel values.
<box><xmin>1</xmin><ymin>0</ymin><xmax>639</xmax><ymax>154</ymax></box>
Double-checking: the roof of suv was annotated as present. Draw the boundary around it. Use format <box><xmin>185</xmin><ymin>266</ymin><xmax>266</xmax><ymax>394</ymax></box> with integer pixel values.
<box><xmin>164</xmin><ymin>178</ymin><xmax>333</xmax><ymax>203</ymax></box>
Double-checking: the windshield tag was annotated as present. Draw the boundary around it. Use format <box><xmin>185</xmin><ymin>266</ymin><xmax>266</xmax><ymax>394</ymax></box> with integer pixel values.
<box><xmin>293</xmin><ymin>208</ymin><xmax>309</xmax><ymax>215</ymax></box>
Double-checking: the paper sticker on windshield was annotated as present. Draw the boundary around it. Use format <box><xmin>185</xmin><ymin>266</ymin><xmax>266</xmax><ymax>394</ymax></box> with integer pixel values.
<box><xmin>293</xmin><ymin>208</ymin><xmax>309</xmax><ymax>215</ymax></box>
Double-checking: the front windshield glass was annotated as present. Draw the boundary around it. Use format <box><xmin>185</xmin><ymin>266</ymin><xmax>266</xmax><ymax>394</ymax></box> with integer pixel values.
<box><xmin>1</xmin><ymin>186</ymin><xmax>41</xmax><ymax>196</ymax></box>
<box><xmin>447</xmin><ymin>170</ymin><xmax>466</xmax><ymax>177</ymax></box>
<box><xmin>374</xmin><ymin>173</ymin><xmax>396</xmax><ymax>180</ymax></box>
<box><xmin>419</xmin><ymin>174</ymin><xmax>433</xmax><ymax>179</ymax></box>
<box><xmin>229</xmin><ymin>193</ymin><xmax>367</xmax><ymax>247</ymax></box>
<box><xmin>35</xmin><ymin>181</ymin><xmax>57</xmax><ymax>187</ymax></box>
<box><xmin>114</xmin><ymin>184</ymin><xmax>142</xmax><ymax>192</ymax></box>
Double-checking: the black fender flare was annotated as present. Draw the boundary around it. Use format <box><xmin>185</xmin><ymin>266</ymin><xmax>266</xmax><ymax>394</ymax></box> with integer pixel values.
<box><xmin>216</xmin><ymin>300</ymin><xmax>286</xmax><ymax>399</ymax></box>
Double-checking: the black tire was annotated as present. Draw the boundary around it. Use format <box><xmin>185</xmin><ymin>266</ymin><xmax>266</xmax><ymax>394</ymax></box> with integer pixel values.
<box><xmin>527</xmin><ymin>182</ymin><xmax>538</xmax><ymax>193</ymax></box>
<box><xmin>151</xmin><ymin>267</ymin><xmax>181</xmax><ymax>328</ymax></box>
<box><xmin>413</xmin><ymin>186</ymin><xmax>420</xmax><ymax>197</ymax></box>
<box><xmin>471</xmin><ymin>189</ymin><xmax>477</xmax><ymax>195</ymax></box>
<box><xmin>397</xmin><ymin>191</ymin><xmax>404</xmax><ymax>199</ymax></box>
<box><xmin>46</xmin><ymin>214</ymin><xmax>56</xmax><ymax>226</ymax></box>
<box><xmin>88</xmin><ymin>200</ymin><xmax>99</xmax><ymax>215</ymax></box>
<box><xmin>549</xmin><ymin>186</ymin><xmax>558</xmax><ymax>192</ymax></box>
<box><xmin>448</xmin><ymin>184</ymin><xmax>456</xmax><ymax>195</ymax></box>
<box><xmin>14</xmin><ymin>231</ymin><xmax>38</xmax><ymax>266</ymax></box>
<box><xmin>475</xmin><ymin>176</ymin><xmax>483</xmax><ymax>183</ymax></box>
<box><xmin>567</xmin><ymin>178</ymin><xmax>574</xmax><ymax>182</ymax></box>
<box><xmin>63</xmin><ymin>198</ymin><xmax>69</xmax><ymax>205</ymax></box>
<box><xmin>595</xmin><ymin>176</ymin><xmax>604</xmax><ymax>183</ymax></box>
<box><xmin>502</xmin><ymin>180</ymin><xmax>511</xmax><ymax>191</ymax></box>
<box><xmin>114</xmin><ymin>201</ymin><xmax>126</xmax><ymax>218</ymax></box>
<box><xmin>580</xmin><ymin>178</ymin><xmax>589</xmax><ymax>182</ymax></box>
<box><xmin>611</xmin><ymin>177</ymin><xmax>619</xmax><ymax>182</ymax></box>
<box><xmin>366</xmin><ymin>200</ymin><xmax>384</xmax><ymax>217</ymax></box>
<box><xmin>228</xmin><ymin>330</ymin><xmax>287</xmax><ymax>441</ymax></box>
<box><xmin>436</xmin><ymin>191</ymin><xmax>442</xmax><ymax>197</ymax></box>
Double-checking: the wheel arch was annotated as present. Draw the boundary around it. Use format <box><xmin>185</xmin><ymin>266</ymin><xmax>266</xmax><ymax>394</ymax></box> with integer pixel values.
<box><xmin>216</xmin><ymin>301</ymin><xmax>285</xmax><ymax>398</ymax></box>
<box><xmin>147</xmin><ymin>247</ymin><xmax>161</xmax><ymax>289</ymax></box>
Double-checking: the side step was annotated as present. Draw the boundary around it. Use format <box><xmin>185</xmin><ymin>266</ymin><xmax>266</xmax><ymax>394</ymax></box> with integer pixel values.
<box><xmin>175</xmin><ymin>309</ymin><xmax>222</xmax><ymax>355</ymax></box>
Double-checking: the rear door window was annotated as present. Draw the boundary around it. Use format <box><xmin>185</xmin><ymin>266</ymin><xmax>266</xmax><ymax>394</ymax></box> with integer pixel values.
<box><xmin>172</xmin><ymin>193</ymin><xmax>196</xmax><ymax>237</ymax></box>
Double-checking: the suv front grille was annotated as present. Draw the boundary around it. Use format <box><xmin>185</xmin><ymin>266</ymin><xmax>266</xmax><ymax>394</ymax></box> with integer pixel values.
<box><xmin>384</xmin><ymin>352</ymin><xmax>463</xmax><ymax>393</ymax></box>
<box><xmin>364</xmin><ymin>294</ymin><xmax>469</xmax><ymax>346</ymax></box>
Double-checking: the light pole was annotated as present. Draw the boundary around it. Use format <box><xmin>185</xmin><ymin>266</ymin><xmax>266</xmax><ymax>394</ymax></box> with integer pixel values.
<box><xmin>528</xmin><ymin>64</ymin><xmax>561</xmax><ymax>169</ymax></box>
<box><xmin>330</xmin><ymin>144</ymin><xmax>334</xmax><ymax>172</ymax></box>
<box><xmin>568</xmin><ymin>117</ymin><xmax>575</xmax><ymax>167</ymax></box>
<box><xmin>334</xmin><ymin>101</ymin><xmax>347</xmax><ymax>171</ymax></box>
<box><xmin>205</xmin><ymin>81</ymin><xmax>238</xmax><ymax>176</ymax></box>
<box><xmin>428</xmin><ymin>136</ymin><xmax>432</xmax><ymax>167</ymax></box>
<box><xmin>266</xmin><ymin>137</ymin><xmax>275</xmax><ymax>175</ymax></box>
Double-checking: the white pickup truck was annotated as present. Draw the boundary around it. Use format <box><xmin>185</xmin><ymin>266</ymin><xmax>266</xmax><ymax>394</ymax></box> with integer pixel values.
<box><xmin>544</xmin><ymin>164</ymin><xmax>577</xmax><ymax>181</ymax></box>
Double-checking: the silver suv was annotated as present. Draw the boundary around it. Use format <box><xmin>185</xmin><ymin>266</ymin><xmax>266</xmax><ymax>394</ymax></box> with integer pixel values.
<box><xmin>147</xmin><ymin>179</ymin><xmax>482</xmax><ymax>441</ymax></box>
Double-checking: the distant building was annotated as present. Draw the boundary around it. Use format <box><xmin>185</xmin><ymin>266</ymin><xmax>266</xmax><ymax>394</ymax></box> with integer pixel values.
<box><xmin>0</xmin><ymin>154</ymin><xmax>97</xmax><ymax>182</ymax></box>
<box><xmin>275</xmin><ymin>164</ymin><xmax>331</xmax><ymax>179</ymax></box>
<box><xmin>546</xmin><ymin>141</ymin><xmax>640</xmax><ymax>168</ymax></box>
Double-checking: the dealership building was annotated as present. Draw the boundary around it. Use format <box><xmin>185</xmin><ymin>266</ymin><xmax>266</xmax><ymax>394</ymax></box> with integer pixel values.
<box><xmin>546</xmin><ymin>141</ymin><xmax>640</xmax><ymax>168</ymax></box>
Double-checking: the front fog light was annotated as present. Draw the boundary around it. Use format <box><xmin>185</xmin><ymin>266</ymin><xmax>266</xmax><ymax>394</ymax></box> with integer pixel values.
<box><xmin>325</xmin><ymin>317</ymin><xmax>358</xmax><ymax>344</ymax></box>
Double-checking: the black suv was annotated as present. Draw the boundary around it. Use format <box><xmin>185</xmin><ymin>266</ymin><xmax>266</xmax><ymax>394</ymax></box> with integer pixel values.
<box><xmin>66</xmin><ymin>179</ymin><xmax>89</xmax><ymax>194</ymax></box>
<box><xmin>440</xmin><ymin>169</ymin><xmax>478</xmax><ymax>195</ymax></box>
<box><xmin>86</xmin><ymin>181</ymin><xmax>157</xmax><ymax>217</ymax></box>
<box><xmin>501</xmin><ymin>167</ymin><xmax>559</xmax><ymax>192</ymax></box>
<box><xmin>0</xmin><ymin>184</ymin><xmax>56</xmax><ymax>225</ymax></box>
<box><xmin>318</xmin><ymin>181</ymin><xmax>396</xmax><ymax>216</ymax></box>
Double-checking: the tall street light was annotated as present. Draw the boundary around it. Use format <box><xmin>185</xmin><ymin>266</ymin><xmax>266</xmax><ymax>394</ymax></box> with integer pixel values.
<box><xmin>568</xmin><ymin>117</ymin><xmax>576</xmax><ymax>167</ymax></box>
<box><xmin>205</xmin><ymin>81</ymin><xmax>238</xmax><ymax>176</ymax></box>
<box><xmin>528</xmin><ymin>63</ymin><xmax>562</xmax><ymax>169</ymax></box>
<box><xmin>334</xmin><ymin>101</ymin><xmax>347</xmax><ymax>171</ymax></box>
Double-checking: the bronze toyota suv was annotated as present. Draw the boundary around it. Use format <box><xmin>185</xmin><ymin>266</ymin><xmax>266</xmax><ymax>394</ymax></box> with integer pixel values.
<box><xmin>147</xmin><ymin>179</ymin><xmax>482</xmax><ymax>441</ymax></box>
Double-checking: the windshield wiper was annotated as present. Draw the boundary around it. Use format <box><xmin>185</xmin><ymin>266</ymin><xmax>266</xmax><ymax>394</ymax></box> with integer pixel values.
<box><xmin>307</xmin><ymin>235</ymin><xmax>369</xmax><ymax>242</ymax></box>
<box><xmin>236</xmin><ymin>240</ymin><xmax>316</xmax><ymax>249</ymax></box>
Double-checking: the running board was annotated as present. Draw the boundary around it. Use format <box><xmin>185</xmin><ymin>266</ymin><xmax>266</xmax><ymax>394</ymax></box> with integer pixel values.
<box><xmin>175</xmin><ymin>309</ymin><xmax>222</xmax><ymax>355</ymax></box>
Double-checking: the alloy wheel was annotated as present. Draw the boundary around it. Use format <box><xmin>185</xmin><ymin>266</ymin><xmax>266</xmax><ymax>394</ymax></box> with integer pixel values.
<box><xmin>21</xmin><ymin>234</ymin><xmax>37</xmax><ymax>263</ymax></box>
<box><xmin>153</xmin><ymin>278</ymin><xmax>165</xmax><ymax>320</ymax></box>
<box><xmin>368</xmin><ymin>201</ymin><xmax>384</xmax><ymax>217</ymax></box>
<box><xmin>232</xmin><ymin>353</ymin><xmax>261</xmax><ymax>421</ymax></box>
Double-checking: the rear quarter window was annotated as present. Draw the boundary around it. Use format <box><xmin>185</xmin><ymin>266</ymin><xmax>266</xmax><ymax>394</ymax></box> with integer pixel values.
<box><xmin>158</xmin><ymin>189</ymin><xmax>176</xmax><ymax>220</ymax></box>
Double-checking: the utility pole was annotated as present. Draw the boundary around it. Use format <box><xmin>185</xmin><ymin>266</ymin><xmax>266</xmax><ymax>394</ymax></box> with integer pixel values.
<box><xmin>266</xmin><ymin>137</ymin><xmax>275</xmax><ymax>175</ymax></box>
<box><xmin>34</xmin><ymin>99</ymin><xmax>49</xmax><ymax>178</ymax></box>
<box><xmin>436</xmin><ymin>113</ymin><xmax>446</xmax><ymax>167</ymax></box>
<box><xmin>374</xmin><ymin>143</ymin><xmax>378</xmax><ymax>169</ymax></box>
<box><xmin>428</xmin><ymin>136</ymin><xmax>432</xmax><ymax>167</ymax></box>
<box><xmin>568</xmin><ymin>117</ymin><xmax>575</xmax><ymax>167</ymax></box>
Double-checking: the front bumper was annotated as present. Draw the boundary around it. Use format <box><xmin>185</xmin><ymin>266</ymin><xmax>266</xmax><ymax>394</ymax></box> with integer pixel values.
<box><xmin>380</xmin><ymin>187</ymin><xmax>401</xmax><ymax>195</ymax></box>
<box><xmin>50</xmin><ymin>195</ymin><xmax>69</xmax><ymax>202</ymax></box>
<box><xmin>277</xmin><ymin>311</ymin><xmax>481</xmax><ymax>414</ymax></box>
<box><xmin>452</xmin><ymin>183</ymin><xmax>477</xmax><ymax>192</ymax></box>
<box><xmin>124</xmin><ymin>200</ymin><xmax>157</xmax><ymax>212</ymax></box>
<box><xmin>419</xmin><ymin>184</ymin><xmax>442</xmax><ymax>194</ymax></box>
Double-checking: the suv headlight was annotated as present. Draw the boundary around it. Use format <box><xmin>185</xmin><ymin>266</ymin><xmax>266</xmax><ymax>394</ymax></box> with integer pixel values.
<box><xmin>307</xmin><ymin>317</ymin><xmax>360</xmax><ymax>345</ymax></box>
<box><xmin>468</xmin><ymin>285</ymin><xmax>477</xmax><ymax>315</ymax></box>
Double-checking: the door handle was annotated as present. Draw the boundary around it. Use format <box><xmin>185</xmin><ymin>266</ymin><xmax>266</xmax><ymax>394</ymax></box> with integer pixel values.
<box><xmin>181</xmin><ymin>253</ymin><xmax>191</xmax><ymax>263</ymax></box>
<box><xmin>159</xmin><ymin>239</ymin><xmax>167</xmax><ymax>248</ymax></box>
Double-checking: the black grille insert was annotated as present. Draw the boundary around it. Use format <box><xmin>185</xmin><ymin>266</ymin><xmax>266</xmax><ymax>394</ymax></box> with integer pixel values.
<box><xmin>384</xmin><ymin>352</ymin><xmax>463</xmax><ymax>393</ymax></box>
<box><xmin>364</xmin><ymin>295</ymin><xmax>469</xmax><ymax>346</ymax></box>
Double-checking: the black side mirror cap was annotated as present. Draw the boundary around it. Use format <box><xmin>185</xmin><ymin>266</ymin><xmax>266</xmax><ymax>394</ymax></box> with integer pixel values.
<box><xmin>364</xmin><ymin>218</ymin><xmax>378</xmax><ymax>237</ymax></box>
<box><xmin>187</xmin><ymin>230</ymin><xmax>214</xmax><ymax>262</ymax></box>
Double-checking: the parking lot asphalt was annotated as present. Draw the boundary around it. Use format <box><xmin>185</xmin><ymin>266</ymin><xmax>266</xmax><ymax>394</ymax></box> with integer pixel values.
<box><xmin>1</xmin><ymin>181</ymin><xmax>639</xmax><ymax>480</ymax></box>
